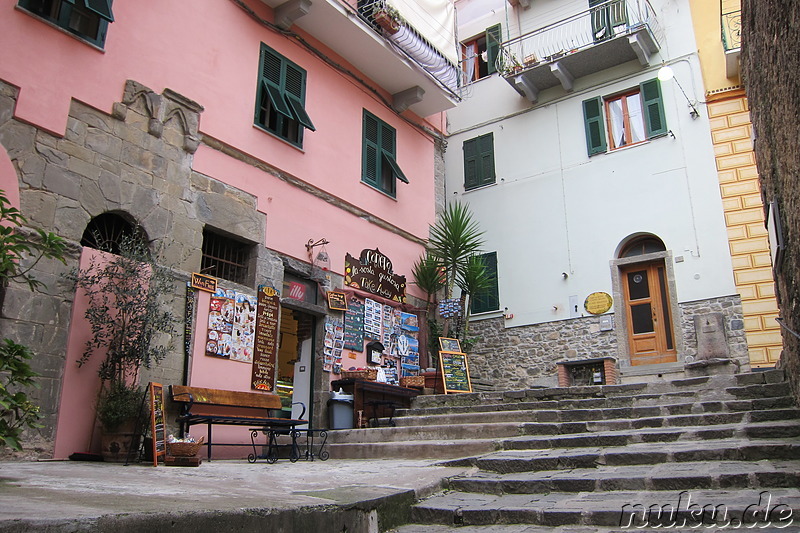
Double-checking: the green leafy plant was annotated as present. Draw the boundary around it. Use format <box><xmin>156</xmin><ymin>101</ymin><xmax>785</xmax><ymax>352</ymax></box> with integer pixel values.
<box><xmin>69</xmin><ymin>233</ymin><xmax>176</xmax><ymax>431</ymax></box>
<box><xmin>96</xmin><ymin>382</ymin><xmax>146</xmax><ymax>433</ymax></box>
<box><xmin>456</xmin><ymin>254</ymin><xmax>495</xmax><ymax>340</ymax></box>
<box><xmin>0</xmin><ymin>190</ymin><xmax>65</xmax><ymax>451</ymax></box>
<box><xmin>0</xmin><ymin>340</ymin><xmax>43</xmax><ymax>450</ymax></box>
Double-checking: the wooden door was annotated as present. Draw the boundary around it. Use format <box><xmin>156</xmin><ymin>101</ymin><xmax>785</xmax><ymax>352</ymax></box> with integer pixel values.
<box><xmin>621</xmin><ymin>261</ymin><xmax>677</xmax><ymax>365</ymax></box>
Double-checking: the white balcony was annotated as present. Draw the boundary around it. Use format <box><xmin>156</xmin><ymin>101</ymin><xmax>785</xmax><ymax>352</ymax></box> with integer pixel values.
<box><xmin>258</xmin><ymin>0</ymin><xmax>460</xmax><ymax>116</ymax></box>
<box><xmin>498</xmin><ymin>0</ymin><xmax>662</xmax><ymax>102</ymax></box>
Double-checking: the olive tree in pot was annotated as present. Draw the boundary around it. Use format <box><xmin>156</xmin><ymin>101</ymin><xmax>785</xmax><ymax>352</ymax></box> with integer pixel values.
<box><xmin>69</xmin><ymin>234</ymin><xmax>177</xmax><ymax>461</ymax></box>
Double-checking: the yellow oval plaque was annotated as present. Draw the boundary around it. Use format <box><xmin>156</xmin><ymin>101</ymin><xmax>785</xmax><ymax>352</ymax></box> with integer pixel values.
<box><xmin>584</xmin><ymin>292</ymin><xmax>613</xmax><ymax>315</ymax></box>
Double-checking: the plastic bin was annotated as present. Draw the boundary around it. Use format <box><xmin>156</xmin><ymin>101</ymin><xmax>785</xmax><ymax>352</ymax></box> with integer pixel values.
<box><xmin>328</xmin><ymin>389</ymin><xmax>354</xmax><ymax>430</ymax></box>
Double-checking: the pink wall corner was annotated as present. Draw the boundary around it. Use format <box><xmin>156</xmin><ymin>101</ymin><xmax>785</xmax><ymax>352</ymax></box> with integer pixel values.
<box><xmin>52</xmin><ymin>249</ymin><xmax>105</xmax><ymax>459</ymax></box>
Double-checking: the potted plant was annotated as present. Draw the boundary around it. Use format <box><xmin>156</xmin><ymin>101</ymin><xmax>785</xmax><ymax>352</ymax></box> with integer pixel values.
<box><xmin>373</xmin><ymin>2</ymin><xmax>401</xmax><ymax>34</ymax></box>
<box><xmin>70</xmin><ymin>233</ymin><xmax>176</xmax><ymax>461</ymax></box>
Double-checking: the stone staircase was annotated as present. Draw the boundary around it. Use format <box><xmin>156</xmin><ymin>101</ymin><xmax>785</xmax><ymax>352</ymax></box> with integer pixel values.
<box><xmin>327</xmin><ymin>370</ymin><xmax>800</xmax><ymax>531</ymax></box>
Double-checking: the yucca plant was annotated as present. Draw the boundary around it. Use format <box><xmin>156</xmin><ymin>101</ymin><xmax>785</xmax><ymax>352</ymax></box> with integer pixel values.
<box><xmin>456</xmin><ymin>254</ymin><xmax>495</xmax><ymax>341</ymax></box>
<box><xmin>427</xmin><ymin>201</ymin><xmax>485</xmax><ymax>299</ymax></box>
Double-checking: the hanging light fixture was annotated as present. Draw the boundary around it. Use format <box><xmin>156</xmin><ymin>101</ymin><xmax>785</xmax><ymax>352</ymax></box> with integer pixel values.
<box><xmin>658</xmin><ymin>63</ymin><xmax>700</xmax><ymax>119</ymax></box>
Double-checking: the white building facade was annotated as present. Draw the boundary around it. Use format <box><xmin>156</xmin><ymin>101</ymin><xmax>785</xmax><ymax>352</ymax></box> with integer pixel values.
<box><xmin>448</xmin><ymin>0</ymin><xmax>748</xmax><ymax>388</ymax></box>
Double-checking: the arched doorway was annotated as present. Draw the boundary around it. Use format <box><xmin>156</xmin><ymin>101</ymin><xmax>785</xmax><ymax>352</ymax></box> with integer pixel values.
<box><xmin>616</xmin><ymin>236</ymin><xmax>678</xmax><ymax>366</ymax></box>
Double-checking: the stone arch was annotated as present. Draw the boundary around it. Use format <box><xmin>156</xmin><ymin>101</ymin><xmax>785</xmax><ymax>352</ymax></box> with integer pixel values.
<box><xmin>81</xmin><ymin>211</ymin><xmax>148</xmax><ymax>255</ymax></box>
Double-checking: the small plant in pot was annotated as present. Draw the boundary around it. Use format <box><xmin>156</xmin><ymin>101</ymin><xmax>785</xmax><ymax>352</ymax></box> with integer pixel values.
<box><xmin>69</xmin><ymin>232</ymin><xmax>177</xmax><ymax>461</ymax></box>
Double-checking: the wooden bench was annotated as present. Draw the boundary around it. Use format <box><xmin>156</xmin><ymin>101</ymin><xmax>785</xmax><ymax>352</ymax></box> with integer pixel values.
<box><xmin>170</xmin><ymin>385</ymin><xmax>308</xmax><ymax>461</ymax></box>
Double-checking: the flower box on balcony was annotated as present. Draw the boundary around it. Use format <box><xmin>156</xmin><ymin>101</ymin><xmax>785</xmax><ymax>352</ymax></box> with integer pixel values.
<box><xmin>374</xmin><ymin>9</ymin><xmax>400</xmax><ymax>34</ymax></box>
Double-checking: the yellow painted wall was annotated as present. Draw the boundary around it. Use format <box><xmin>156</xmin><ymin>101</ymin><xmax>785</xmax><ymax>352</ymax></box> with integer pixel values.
<box><xmin>690</xmin><ymin>0</ymin><xmax>783</xmax><ymax>366</ymax></box>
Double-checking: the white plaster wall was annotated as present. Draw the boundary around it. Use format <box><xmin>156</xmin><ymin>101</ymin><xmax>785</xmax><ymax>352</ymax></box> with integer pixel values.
<box><xmin>447</xmin><ymin>0</ymin><xmax>736</xmax><ymax>329</ymax></box>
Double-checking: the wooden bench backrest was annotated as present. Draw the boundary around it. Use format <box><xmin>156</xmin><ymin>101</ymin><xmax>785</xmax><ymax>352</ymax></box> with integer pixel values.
<box><xmin>170</xmin><ymin>385</ymin><xmax>282</xmax><ymax>410</ymax></box>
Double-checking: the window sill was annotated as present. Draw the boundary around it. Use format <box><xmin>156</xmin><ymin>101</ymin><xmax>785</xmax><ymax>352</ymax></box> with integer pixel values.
<box><xmin>469</xmin><ymin>309</ymin><xmax>502</xmax><ymax>321</ymax></box>
<box><xmin>360</xmin><ymin>180</ymin><xmax>398</xmax><ymax>201</ymax></box>
<box><xmin>253</xmin><ymin>123</ymin><xmax>306</xmax><ymax>153</ymax></box>
<box><xmin>463</xmin><ymin>181</ymin><xmax>497</xmax><ymax>193</ymax></box>
<box><xmin>16</xmin><ymin>6</ymin><xmax>106</xmax><ymax>51</ymax></box>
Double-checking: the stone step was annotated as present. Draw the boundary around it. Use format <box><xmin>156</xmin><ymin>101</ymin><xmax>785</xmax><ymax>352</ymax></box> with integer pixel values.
<box><xmin>449</xmin><ymin>438</ymin><xmax>800</xmax><ymax>473</ymax></box>
<box><xmin>327</xmin><ymin>410</ymin><xmax>800</xmax><ymax>446</ymax></box>
<box><xmin>499</xmin><ymin>420</ymin><xmax>800</xmax><ymax>452</ymax></box>
<box><xmin>394</xmin><ymin>403</ymin><xmax>799</xmax><ymax>428</ymax></box>
<box><xmin>390</xmin><ymin>525</ymin><xmax>735</xmax><ymax>533</ymax></box>
<box><xmin>409</xmin><ymin>371</ymin><xmax>788</xmax><ymax>412</ymax></box>
<box><xmin>326</xmin><ymin>438</ymin><xmax>499</xmax><ymax>460</ymax></box>
<box><xmin>448</xmin><ymin>460</ymin><xmax>800</xmax><ymax>494</ymax></box>
<box><xmin>410</xmin><ymin>488</ymin><xmax>800</xmax><ymax>528</ymax></box>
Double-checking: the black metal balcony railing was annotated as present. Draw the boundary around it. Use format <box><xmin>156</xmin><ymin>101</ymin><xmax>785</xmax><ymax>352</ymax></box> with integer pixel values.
<box><xmin>497</xmin><ymin>0</ymin><xmax>662</xmax><ymax>76</ymax></box>
<box><xmin>721</xmin><ymin>8</ymin><xmax>741</xmax><ymax>51</ymax></box>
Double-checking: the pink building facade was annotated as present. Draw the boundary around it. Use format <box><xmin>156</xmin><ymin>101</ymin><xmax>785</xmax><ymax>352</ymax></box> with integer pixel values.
<box><xmin>0</xmin><ymin>0</ymin><xmax>457</xmax><ymax>458</ymax></box>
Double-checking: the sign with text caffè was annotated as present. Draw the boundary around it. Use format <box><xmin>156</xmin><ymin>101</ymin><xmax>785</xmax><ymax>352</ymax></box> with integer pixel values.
<box><xmin>344</xmin><ymin>248</ymin><xmax>406</xmax><ymax>303</ymax></box>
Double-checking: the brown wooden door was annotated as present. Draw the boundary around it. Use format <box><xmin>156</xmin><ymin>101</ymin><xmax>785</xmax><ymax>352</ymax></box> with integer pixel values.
<box><xmin>621</xmin><ymin>261</ymin><xmax>677</xmax><ymax>365</ymax></box>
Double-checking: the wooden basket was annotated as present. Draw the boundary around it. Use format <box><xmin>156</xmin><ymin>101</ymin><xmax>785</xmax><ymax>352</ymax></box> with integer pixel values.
<box><xmin>167</xmin><ymin>436</ymin><xmax>204</xmax><ymax>457</ymax></box>
<box><xmin>341</xmin><ymin>368</ymin><xmax>378</xmax><ymax>380</ymax></box>
<box><xmin>400</xmin><ymin>376</ymin><xmax>425</xmax><ymax>388</ymax></box>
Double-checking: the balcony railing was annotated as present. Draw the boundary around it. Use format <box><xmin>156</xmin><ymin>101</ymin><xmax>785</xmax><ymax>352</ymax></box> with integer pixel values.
<box><xmin>353</xmin><ymin>0</ymin><xmax>460</xmax><ymax>95</ymax></box>
<box><xmin>497</xmin><ymin>0</ymin><xmax>662</xmax><ymax>79</ymax></box>
<box><xmin>721</xmin><ymin>8</ymin><xmax>741</xmax><ymax>51</ymax></box>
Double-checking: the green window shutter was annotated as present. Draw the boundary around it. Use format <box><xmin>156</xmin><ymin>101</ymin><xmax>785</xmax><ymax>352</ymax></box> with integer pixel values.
<box><xmin>284</xmin><ymin>64</ymin><xmax>315</xmax><ymax>131</ymax></box>
<box><xmin>471</xmin><ymin>252</ymin><xmax>499</xmax><ymax>314</ymax></box>
<box><xmin>363</xmin><ymin>112</ymin><xmax>380</xmax><ymax>186</ymax></box>
<box><xmin>463</xmin><ymin>138</ymin><xmax>480</xmax><ymax>189</ymax></box>
<box><xmin>478</xmin><ymin>133</ymin><xmax>496</xmax><ymax>186</ymax></box>
<box><xmin>582</xmin><ymin>96</ymin><xmax>607</xmax><ymax>156</ymax></box>
<box><xmin>259</xmin><ymin>47</ymin><xmax>293</xmax><ymax>119</ymax></box>
<box><xmin>486</xmin><ymin>24</ymin><xmax>501</xmax><ymax>75</ymax></box>
<box><xmin>66</xmin><ymin>0</ymin><xmax>114</xmax><ymax>22</ymax></box>
<box><xmin>640</xmin><ymin>79</ymin><xmax>667</xmax><ymax>138</ymax></box>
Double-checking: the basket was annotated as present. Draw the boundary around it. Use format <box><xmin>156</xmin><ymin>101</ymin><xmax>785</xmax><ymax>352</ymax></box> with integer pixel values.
<box><xmin>400</xmin><ymin>376</ymin><xmax>425</xmax><ymax>388</ymax></box>
<box><xmin>167</xmin><ymin>436</ymin><xmax>204</xmax><ymax>457</ymax></box>
<box><xmin>341</xmin><ymin>368</ymin><xmax>378</xmax><ymax>380</ymax></box>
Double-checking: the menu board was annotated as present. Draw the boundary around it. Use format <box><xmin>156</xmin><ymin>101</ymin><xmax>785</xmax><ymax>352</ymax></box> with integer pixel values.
<box><xmin>438</xmin><ymin>351</ymin><xmax>472</xmax><ymax>393</ymax></box>
<box><xmin>343</xmin><ymin>298</ymin><xmax>365</xmax><ymax>351</ymax></box>
<box><xmin>251</xmin><ymin>285</ymin><xmax>280</xmax><ymax>391</ymax></box>
<box><xmin>149</xmin><ymin>382</ymin><xmax>166</xmax><ymax>467</ymax></box>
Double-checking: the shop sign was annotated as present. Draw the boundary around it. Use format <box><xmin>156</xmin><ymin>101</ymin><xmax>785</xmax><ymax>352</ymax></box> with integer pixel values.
<box><xmin>286</xmin><ymin>281</ymin><xmax>306</xmax><ymax>301</ymax></box>
<box><xmin>327</xmin><ymin>291</ymin><xmax>348</xmax><ymax>311</ymax></box>
<box><xmin>251</xmin><ymin>285</ymin><xmax>280</xmax><ymax>391</ymax></box>
<box><xmin>344</xmin><ymin>248</ymin><xmax>406</xmax><ymax>303</ymax></box>
<box><xmin>190</xmin><ymin>272</ymin><xmax>217</xmax><ymax>293</ymax></box>
<box><xmin>584</xmin><ymin>292</ymin><xmax>613</xmax><ymax>315</ymax></box>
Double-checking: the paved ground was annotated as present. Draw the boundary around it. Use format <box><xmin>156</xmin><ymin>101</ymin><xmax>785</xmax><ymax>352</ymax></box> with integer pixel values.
<box><xmin>0</xmin><ymin>457</ymin><xmax>472</xmax><ymax>532</ymax></box>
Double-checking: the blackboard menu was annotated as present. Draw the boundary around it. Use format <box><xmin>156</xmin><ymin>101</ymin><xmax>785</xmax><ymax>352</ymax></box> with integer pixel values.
<box><xmin>343</xmin><ymin>299</ymin><xmax>365</xmax><ymax>351</ymax></box>
<box><xmin>251</xmin><ymin>285</ymin><xmax>280</xmax><ymax>391</ymax></box>
<box><xmin>438</xmin><ymin>351</ymin><xmax>472</xmax><ymax>393</ymax></box>
<box><xmin>149</xmin><ymin>382</ymin><xmax>166</xmax><ymax>466</ymax></box>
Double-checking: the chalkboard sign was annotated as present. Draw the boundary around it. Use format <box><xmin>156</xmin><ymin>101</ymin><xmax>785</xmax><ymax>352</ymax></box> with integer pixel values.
<box><xmin>327</xmin><ymin>291</ymin><xmax>348</xmax><ymax>311</ymax></box>
<box><xmin>149</xmin><ymin>382</ymin><xmax>166</xmax><ymax>466</ymax></box>
<box><xmin>343</xmin><ymin>298</ymin><xmax>365</xmax><ymax>351</ymax></box>
<box><xmin>251</xmin><ymin>285</ymin><xmax>280</xmax><ymax>391</ymax></box>
<box><xmin>438</xmin><ymin>351</ymin><xmax>472</xmax><ymax>394</ymax></box>
<box><xmin>439</xmin><ymin>337</ymin><xmax>462</xmax><ymax>352</ymax></box>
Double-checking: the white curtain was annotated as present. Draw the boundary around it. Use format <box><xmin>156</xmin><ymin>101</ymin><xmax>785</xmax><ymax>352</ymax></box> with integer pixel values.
<box><xmin>608</xmin><ymin>99</ymin><xmax>625</xmax><ymax>147</ymax></box>
<box><xmin>628</xmin><ymin>93</ymin><xmax>645</xmax><ymax>144</ymax></box>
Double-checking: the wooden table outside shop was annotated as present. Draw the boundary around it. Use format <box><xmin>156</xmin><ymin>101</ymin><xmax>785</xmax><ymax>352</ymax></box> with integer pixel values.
<box><xmin>330</xmin><ymin>379</ymin><xmax>421</xmax><ymax>428</ymax></box>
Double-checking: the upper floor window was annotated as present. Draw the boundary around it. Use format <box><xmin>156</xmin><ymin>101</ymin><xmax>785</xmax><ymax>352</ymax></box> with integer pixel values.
<box><xmin>254</xmin><ymin>43</ymin><xmax>315</xmax><ymax>148</ymax></box>
<box><xmin>18</xmin><ymin>0</ymin><xmax>114</xmax><ymax>47</ymax></box>
<box><xmin>361</xmin><ymin>110</ymin><xmax>408</xmax><ymax>197</ymax></box>
<box><xmin>582</xmin><ymin>79</ymin><xmax>667</xmax><ymax>156</ymax></box>
<box><xmin>461</xmin><ymin>24</ymin><xmax>501</xmax><ymax>83</ymax></box>
<box><xmin>463</xmin><ymin>132</ymin><xmax>495</xmax><ymax>190</ymax></box>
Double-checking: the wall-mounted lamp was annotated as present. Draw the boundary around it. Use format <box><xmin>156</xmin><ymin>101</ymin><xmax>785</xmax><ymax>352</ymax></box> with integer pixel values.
<box><xmin>658</xmin><ymin>64</ymin><xmax>700</xmax><ymax>119</ymax></box>
<box><xmin>561</xmin><ymin>272</ymin><xmax>569</xmax><ymax>279</ymax></box>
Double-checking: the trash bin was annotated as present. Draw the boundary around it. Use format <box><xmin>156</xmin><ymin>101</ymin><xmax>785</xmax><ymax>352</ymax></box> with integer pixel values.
<box><xmin>328</xmin><ymin>389</ymin><xmax>354</xmax><ymax>429</ymax></box>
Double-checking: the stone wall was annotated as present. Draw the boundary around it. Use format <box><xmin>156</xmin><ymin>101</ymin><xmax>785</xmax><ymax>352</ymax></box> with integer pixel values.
<box><xmin>467</xmin><ymin>295</ymin><xmax>748</xmax><ymax>391</ymax></box>
<box><xmin>741</xmin><ymin>0</ymin><xmax>800</xmax><ymax>404</ymax></box>
<box><xmin>0</xmin><ymin>79</ymin><xmax>282</xmax><ymax>457</ymax></box>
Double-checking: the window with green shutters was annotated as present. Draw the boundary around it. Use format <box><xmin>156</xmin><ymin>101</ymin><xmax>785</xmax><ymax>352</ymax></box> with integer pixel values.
<box><xmin>470</xmin><ymin>252</ymin><xmax>499</xmax><ymax>314</ymax></box>
<box><xmin>582</xmin><ymin>78</ymin><xmax>666</xmax><ymax>156</ymax></box>
<box><xmin>362</xmin><ymin>110</ymin><xmax>408</xmax><ymax>197</ymax></box>
<box><xmin>18</xmin><ymin>0</ymin><xmax>113</xmax><ymax>47</ymax></box>
<box><xmin>463</xmin><ymin>133</ymin><xmax>496</xmax><ymax>190</ymax></box>
<box><xmin>255</xmin><ymin>43</ymin><xmax>315</xmax><ymax>147</ymax></box>
<box><xmin>461</xmin><ymin>24</ymin><xmax>502</xmax><ymax>82</ymax></box>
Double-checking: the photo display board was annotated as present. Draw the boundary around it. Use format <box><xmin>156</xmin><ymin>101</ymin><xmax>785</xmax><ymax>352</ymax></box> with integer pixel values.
<box><xmin>438</xmin><ymin>351</ymin><xmax>472</xmax><ymax>393</ymax></box>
